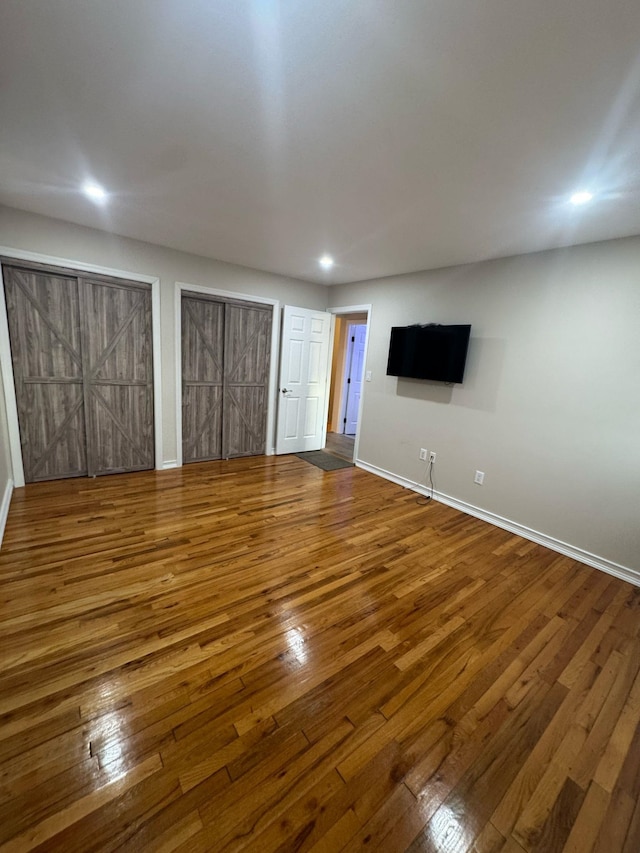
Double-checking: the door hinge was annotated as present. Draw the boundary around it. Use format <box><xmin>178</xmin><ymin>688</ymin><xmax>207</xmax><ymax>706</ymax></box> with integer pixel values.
<box><xmin>351</xmin><ymin>336</ymin><xmax>355</xmax><ymax>342</ymax></box>
<box><xmin>343</xmin><ymin>418</ymin><xmax>347</xmax><ymax>424</ymax></box>
<box><xmin>347</xmin><ymin>378</ymin><xmax>351</xmax><ymax>384</ymax></box>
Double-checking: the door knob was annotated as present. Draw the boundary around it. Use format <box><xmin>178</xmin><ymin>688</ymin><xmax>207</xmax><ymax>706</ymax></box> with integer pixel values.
<box><xmin>281</xmin><ymin>388</ymin><xmax>292</xmax><ymax>394</ymax></box>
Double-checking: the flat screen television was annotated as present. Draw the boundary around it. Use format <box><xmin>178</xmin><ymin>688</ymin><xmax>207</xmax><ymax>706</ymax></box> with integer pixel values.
<box><xmin>386</xmin><ymin>324</ymin><xmax>471</xmax><ymax>383</ymax></box>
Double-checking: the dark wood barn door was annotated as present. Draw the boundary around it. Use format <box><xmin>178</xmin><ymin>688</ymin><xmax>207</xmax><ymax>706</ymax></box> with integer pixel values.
<box><xmin>80</xmin><ymin>278</ymin><xmax>154</xmax><ymax>475</ymax></box>
<box><xmin>3</xmin><ymin>262</ymin><xmax>155</xmax><ymax>483</ymax></box>
<box><xmin>4</xmin><ymin>266</ymin><xmax>87</xmax><ymax>482</ymax></box>
<box><xmin>181</xmin><ymin>293</ymin><xmax>271</xmax><ymax>463</ymax></box>
<box><xmin>223</xmin><ymin>301</ymin><xmax>271</xmax><ymax>458</ymax></box>
<box><xmin>181</xmin><ymin>295</ymin><xmax>225</xmax><ymax>463</ymax></box>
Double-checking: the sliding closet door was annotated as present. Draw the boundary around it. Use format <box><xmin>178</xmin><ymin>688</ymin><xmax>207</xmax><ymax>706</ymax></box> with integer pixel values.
<box><xmin>181</xmin><ymin>294</ymin><xmax>272</xmax><ymax>462</ymax></box>
<box><xmin>4</xmin><ymin>265</ymin><xmax>87</xmax><ymax>482</ymax></box>
<box><xmin>223</xmin><ymin>302</ymin><xmax>271</xmax><ymax>458</ymax></box>
<box><xmin>182</xmin><ymin>295</ymin><xmax>224</xmax><ymax>463</ymax></box>
<box><xmin>80</xmin><ymin>278</ymin><xmax>154</xmax><ymax>475</ymax></box>
<box><xmin>3</xmin><ymin>263</ymin><xmax>154</xmax><ymax>482</ymax></box>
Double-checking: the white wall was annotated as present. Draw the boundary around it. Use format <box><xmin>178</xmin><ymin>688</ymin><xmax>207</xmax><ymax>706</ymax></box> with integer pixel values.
<box><xmin>329</xmin><ymin>237</ymin><xmax>640</xmax><ymax>576</ymax></box>
<box><xmin>0</xmin><ymin>205</ymin><xmax>327</xmax><ymax>470</ymax></box>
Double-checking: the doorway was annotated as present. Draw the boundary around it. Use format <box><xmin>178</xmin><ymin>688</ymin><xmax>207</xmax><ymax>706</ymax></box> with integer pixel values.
<box><xmin>326</xmin><ymin>309</ymin><xmax>369</xmax><ymax>462</ymax></box>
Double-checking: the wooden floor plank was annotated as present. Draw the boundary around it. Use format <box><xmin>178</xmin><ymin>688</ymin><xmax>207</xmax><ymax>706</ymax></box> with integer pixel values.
<box><xmin>0</xmin><ymin>456</ymin><xmax>637</xmax><ymax>851</ymax></box>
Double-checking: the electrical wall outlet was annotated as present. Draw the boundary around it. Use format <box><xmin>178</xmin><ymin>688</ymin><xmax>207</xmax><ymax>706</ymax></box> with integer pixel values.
<box><xmin>365</xmin><ymin>370</ymin><xmax>372</xmax><ymax>382</ymax></box>
<box><xmin>474</xmin><ymin>470</ymin><xmax>485</xmax><ymax>485</ymax></box>
<box><xmin>419</xmin><ymin>448</ymin><xmax>428</xmax><ymax>461</ymax></box>
<box><xmin>429</xmin><ymin>451</ymin><xmax>436</xmax><ymax>463</ymax></box>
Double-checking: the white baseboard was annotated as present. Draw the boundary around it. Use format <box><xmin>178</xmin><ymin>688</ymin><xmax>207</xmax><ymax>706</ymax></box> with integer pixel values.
<box><xmin>161</xmin><ymin>460</ymin><xmax>178</xmax><ymax>470</ymax></box>
<box><xmin>0</xmin><ymin>477</ymin><xmax>14</xmax><ymax>547</ymax></box>
<box><xmin>355</xmin><ymin>459</ymin><xmax>640</xmax><ymax>588</ymax></box>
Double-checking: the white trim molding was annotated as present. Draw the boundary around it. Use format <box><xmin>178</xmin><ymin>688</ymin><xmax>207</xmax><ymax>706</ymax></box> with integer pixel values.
<box><xmin>174</xmin><ymin>282</ymin><xmax>280</xmax><ymax>467</ymax></box>
<box><xmin>356</xmin><ymin>458</ymin><xmax>640</xmax><ymax>588</ymax></box>
<box><xmin>0</xmin><ymin>273</ymin><xmax>24</xmax><ymax>486</ymax></box>
<box><xmin>0</xmin><ymin>477</ymin><xmax>13</xmax><ymax>546</ymax></box>
<box><xmin>330</xmin><ymin>304</ymin><xmax>372</xmax><ymax>314</ymax></box>
<box><xmin>151</xmin><ymin>279</ymin><xmax>163</xmax><ymax>471</ymax></box>
<box><xmin>0</xmin><ymin>246</ymin><xmax>163</xmax><ymax>485</ymax></box>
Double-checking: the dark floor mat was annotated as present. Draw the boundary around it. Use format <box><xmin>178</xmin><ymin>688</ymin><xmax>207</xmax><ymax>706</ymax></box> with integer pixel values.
<box><xmin>294</xmin><ymin>450</ymin><xmax>354</xmax><ymax>470</ymax></box>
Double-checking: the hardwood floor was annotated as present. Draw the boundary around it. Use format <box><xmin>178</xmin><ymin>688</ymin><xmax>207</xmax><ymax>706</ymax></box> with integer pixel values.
<box><xmin>325</xmin><ymin>431</ymin><xmax>355</xmax><ymax>462</ymax></box>
<box><xmin>0</xmin><ymin>455</ymin><xmax>638</xmax><ymax>852</ymax></box>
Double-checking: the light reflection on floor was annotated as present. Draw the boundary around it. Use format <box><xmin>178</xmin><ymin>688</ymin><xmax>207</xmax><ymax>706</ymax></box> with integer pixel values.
<box><xmin>284</xmin><ymin>626</ymin><xmax>308</xmax><ymax>665</ymax></box>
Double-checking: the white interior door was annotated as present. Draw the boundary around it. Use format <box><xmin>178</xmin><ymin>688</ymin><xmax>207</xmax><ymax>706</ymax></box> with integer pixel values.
<box><xmin>343</xmin><ymin>323</ymin><xmax>367</xmax><ymax>435</ymax></box>
<box><xmin>276</xmin><ymin>305</ymin><xmax>332</xmax><ymax>454</ymax></box>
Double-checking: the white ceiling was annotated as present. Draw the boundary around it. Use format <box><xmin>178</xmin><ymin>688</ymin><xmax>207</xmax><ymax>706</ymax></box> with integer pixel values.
<box><xmin>1</xmin><ymin>1</ymin><xmax>640</xmax><ymax>285</ymax></box>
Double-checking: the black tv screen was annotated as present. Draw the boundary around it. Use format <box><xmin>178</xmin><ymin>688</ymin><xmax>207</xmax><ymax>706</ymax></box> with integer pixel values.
<box><xmin>386</xmin><ymin>324</ymin><xmax>471</xmax><ymax>383</ymax></box>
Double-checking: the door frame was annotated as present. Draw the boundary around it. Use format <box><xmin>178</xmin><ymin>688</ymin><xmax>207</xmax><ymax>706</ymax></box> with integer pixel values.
<box><xmin>0</xmin><ymin>247</ymin><xmax>163</xmax><ymax>488</ymax></box>
<box><xmin>328</xmin><ymin>304</ymin><xmax>372</xmax><ymax>463</ymax></box>
<box><xmin>339</xmin><ymin>323</ymin><xmax>367</xmax><ymax>435</ymax></box>
<box><xmin>175</xmin><ymin>282</ymin><xmax>280</xmax><ymax>467</ymax></box>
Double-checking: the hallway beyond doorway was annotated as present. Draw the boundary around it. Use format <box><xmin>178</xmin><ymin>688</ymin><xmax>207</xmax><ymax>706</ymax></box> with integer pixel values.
<box><xmin>325</xmin><ymin>430</ymin><xmax>355</xmax><ymax>462</ymax></box>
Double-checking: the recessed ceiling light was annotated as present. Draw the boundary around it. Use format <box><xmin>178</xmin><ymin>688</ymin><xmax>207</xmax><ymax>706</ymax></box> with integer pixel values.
<box><xmin>569</xmin><ymin>190</ymin><xmax>593</xmax><ymax>206</ymax></box>
<box><xmin>82</xmin><ymin>181</ymin><xmax>107</xmax><ymax>202</ymax></box>
<box><xmin>319</xmin><ymin>255</ymin><xmax>334</xmax><ymax>270</ymax></box>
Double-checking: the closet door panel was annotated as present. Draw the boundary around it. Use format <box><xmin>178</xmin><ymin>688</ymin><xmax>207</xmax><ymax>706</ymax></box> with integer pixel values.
<box><xmin>182</xmin><ymin>296</ymin><xmax>224</xmax><ymax>463</ymax></box>
<box><xmin>86</xmin><ymin>385</ymin><xmax>154</xmax><ymax>474</ymax></box>
<box><xmin>223</xmin><ymin>303</ymin><xmax>271</xmax><ymax>458</ymax></box>
<box><xmin>3</xmin><ymin>265</ymin><xmax>87</xmax><ymax>482</ymax></box>
<box><xmin>182</xmin><ymin>384</ymin><xmax>223</xmax><ymax>462</ymax></box>
<box><xmin>18</xmin><ymin>384</ymin><xmax>86</xmax><ymax>483</ymax></box>
<box><xmin>81</xmin><ymin>278</ymin><xmax>154</xmax><ymax>475</ymax></box>
<box><xmin>224</xmin><ymin>385</ymin><xmax>267</xmax><ymax>458</ymax></box>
